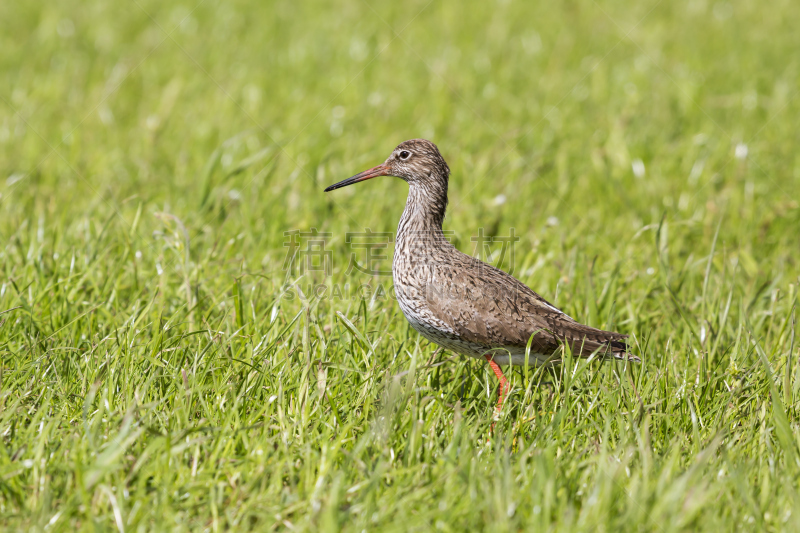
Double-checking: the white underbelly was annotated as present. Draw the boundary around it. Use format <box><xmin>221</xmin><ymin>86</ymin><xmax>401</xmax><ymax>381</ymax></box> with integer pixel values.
<box><xmin>398</xmin><ymin>297</ymin><xmax>553</xmax><ymax>366</ymax></box>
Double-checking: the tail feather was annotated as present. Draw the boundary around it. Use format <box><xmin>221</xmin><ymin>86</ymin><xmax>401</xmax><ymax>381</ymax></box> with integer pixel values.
<box><xmin>565</xmin><ymin>333</ymin><xmax>640</xmax><ymax>362</ymax></box>
<box><xmin>607</xmin><ymin>338</ymin><xmax>640</xmax><ymax>362</ymax></box>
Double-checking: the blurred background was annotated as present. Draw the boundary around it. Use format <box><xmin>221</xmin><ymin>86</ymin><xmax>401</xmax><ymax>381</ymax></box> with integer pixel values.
<box><xmin>2</xmin><ymin>0</ymin><xmax>798</xmax><ymax>268</ymax></box>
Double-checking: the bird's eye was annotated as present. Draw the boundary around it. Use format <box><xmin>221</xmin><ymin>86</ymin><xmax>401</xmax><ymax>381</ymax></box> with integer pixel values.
<box><xmin>399</xmin><ymin>150</ymin><xmax>411</xmax><ymax>160</ymax></box>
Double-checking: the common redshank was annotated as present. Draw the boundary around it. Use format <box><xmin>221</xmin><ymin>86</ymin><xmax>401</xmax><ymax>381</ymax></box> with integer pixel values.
<box><xmin>324</xmin><ymin>139</ymin><xmax>639</xmax><ymax>420</ymax></box>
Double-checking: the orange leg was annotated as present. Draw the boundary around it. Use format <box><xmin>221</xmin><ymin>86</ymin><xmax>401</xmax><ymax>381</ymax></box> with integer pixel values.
<box><xmin>483</xmin><ymin>354</ymin><xmax>508</xmax><ymax>424</ymax></box>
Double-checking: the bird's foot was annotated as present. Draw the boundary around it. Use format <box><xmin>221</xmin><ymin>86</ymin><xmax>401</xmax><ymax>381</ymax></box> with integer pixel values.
<box><xmin>484</xmin><ymin>354</ymin><xmax>509</xmax><ymax>439</ymax></box>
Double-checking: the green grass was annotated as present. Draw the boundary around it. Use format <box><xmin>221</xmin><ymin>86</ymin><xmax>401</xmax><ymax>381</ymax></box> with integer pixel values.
<box><xmin>2</xmin><ymin>0</ymin><xmax>800</xmax><ymax>530</ymax></box>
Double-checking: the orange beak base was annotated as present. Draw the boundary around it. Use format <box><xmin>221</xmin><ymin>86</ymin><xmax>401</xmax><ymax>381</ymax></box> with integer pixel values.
<box><xmin>324</xmin><ymin>164</ymin><xmax>391</xmax><ymax>192</ymax></box>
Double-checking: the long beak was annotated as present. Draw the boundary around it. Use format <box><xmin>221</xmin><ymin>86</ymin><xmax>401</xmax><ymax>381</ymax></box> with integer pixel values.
<box><xmin>324</xmin><ymin>164</ymin><xmax>390</xmax><ymax>192</ymax></box>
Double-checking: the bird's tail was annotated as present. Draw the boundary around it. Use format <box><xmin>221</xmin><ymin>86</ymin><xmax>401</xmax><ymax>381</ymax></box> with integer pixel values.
<box><xmin>566</xmin><ymin>332</ymin><xmax>640</xmax><ymax>362</ymax></box>
<box><xmin>605</xmin><ymin>338</ymin><xmax>641</xmax><ymax>362</ymax></box>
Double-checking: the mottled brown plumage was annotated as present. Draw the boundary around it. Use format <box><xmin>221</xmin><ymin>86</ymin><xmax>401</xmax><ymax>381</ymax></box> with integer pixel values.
<box><xmin>325</xmin><ymin>139</ymin><xmax>639</xmax><ymax>416</ymax></box>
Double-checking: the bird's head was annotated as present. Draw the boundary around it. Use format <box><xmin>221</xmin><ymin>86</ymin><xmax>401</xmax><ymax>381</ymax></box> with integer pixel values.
<box><xmin>324</xmin><ymin>139</ymin><xmax>450</xmax><ymax>192</ymax></box>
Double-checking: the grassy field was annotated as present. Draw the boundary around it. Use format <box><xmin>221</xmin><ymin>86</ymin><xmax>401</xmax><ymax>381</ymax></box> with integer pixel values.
<box><xmin>2</xmin><ymin>0</ymin><xmax>800</xmax><ymax>530</ymax></box>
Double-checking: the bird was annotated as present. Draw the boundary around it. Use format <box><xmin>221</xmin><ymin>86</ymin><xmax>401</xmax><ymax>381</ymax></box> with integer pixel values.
<box><xmin>324</xmin><ymin>139</ymin><xmax>639</xmax><ymax>421</ymax></box>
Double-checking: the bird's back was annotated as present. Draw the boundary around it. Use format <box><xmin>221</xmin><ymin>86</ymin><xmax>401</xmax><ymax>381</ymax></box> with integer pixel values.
<box><xmin>393</xmin><ymin>238</ymin><xmax>637</xmax><ymax>365</ymax></box>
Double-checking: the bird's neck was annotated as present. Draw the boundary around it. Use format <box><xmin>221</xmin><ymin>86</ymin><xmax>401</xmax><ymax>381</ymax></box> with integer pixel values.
<box><xmin>396</xmin><ymin>179</ymin><xmax>449</xmax><ymax>249</ymax></box>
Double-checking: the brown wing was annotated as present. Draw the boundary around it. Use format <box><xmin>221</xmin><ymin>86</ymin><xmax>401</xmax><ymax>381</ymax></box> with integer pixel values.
<box><xmin>424</xmin><ymin>250</ymin><xmax>638</xmax><ymax>361</ymax></box>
